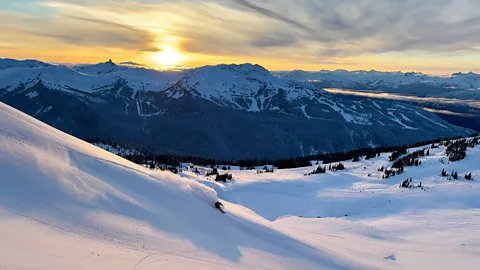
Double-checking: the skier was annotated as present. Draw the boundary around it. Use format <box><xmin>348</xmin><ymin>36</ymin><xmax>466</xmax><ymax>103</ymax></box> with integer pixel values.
<box><xmin>215</xmin><ymin>201</ymin><xmax>225</xmax><ymax>213</ymax></box>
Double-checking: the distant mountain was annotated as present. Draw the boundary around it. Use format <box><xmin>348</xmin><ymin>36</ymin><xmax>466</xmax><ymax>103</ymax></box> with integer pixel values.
<box><xmin>0</xmin><ymin>59</ymin><xmax>472</xmax><ymax>159</ymax></box>
<box><xmin>275</xmin><ymin>69</ymin><xmax>480</xmax><ymax>98</ymax></box>
<box><xmin>0</xmin><ymin>58</ymin><xmax>53</xmax><ymax>70</ymax></box>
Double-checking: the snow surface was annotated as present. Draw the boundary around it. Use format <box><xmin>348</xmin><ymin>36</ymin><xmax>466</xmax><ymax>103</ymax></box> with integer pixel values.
<box><xmin>1</xmin><ymin>101</ymin><xmax>479</xmax><ymax>269</ymax></box>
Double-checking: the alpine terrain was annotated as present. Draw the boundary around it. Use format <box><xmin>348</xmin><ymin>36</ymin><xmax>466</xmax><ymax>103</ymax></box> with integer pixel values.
<box><xmin>1</xmin><ymin>101</ymin><xmax>479</xmax><ymax>269</ymax></box>
<box><xmin>0</xmin><ymin>58</ymin><xmax>472</xmax><ymax>159</ymax></box>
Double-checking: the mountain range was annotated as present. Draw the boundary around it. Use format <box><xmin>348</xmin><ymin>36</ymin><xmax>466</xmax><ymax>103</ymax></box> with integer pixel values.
<box><xmin>275</xmin><ymin>69</ymin><xmax>480</xmax><ymax>99</ymax></box>
<box><xmin>0</xmin><ymin>58</ymin><xmax>472</xmax><ymax>159</ymax></box>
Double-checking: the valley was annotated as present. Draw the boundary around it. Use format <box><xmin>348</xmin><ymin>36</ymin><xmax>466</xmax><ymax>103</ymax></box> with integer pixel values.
<box><xmin>323</xmin><ymin>88</ymin><xmax>480</xmax><ymax>132</ymax></box>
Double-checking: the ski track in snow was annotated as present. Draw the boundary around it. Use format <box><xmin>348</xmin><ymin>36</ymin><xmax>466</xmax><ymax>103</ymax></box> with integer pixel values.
<box><xmin>387</xmin><ymin>109</ymin><xmax>417</xmax><ymax>130</ymax></box>
<box><xmin>299</xmin><ymin>105</ymin><xmax>312</xmax><ymax>119</ymax></box>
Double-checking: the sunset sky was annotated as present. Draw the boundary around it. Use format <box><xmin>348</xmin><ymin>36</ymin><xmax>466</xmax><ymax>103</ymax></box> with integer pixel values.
<box><xmin>1</xmin><ymin>0</ymin><xmax>479</xmax><ymax>74</ymax></box>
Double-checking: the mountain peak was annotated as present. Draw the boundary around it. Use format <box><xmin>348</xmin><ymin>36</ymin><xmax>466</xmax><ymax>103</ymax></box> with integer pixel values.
<box><xmin>73</xmin><ymin>60</ymin><xmax>127</xmax><ymax>75</ymax></box>
<box><xmin>200</xmin><ymin>63</ymin><xmax>272</xmax><ymax>77</ymax></box>
<box><xmin>106</xmin><ymin>59</ymin><xmax>115</xmax><ymax>65</ymax></box>
<box><xmin>452</xmin><ymin>71</ymin><xmax>478</xmax><ymax>76</ymax></box>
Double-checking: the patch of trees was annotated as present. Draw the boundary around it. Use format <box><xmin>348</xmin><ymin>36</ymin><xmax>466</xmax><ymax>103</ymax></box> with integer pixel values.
<box><xmin>382</xmin><ymin>168</ymin><xmax>402</xmax><ymax>179</ymax></box>
<box><xmin>446</xmin><ymin>139</ymin><xmax>468</xmax><ymax>162</ymax></box>
<box><xmin>441</xmin><ymin>169</ymin><xmax>474</xmax><ymax>181</ymax></box>
<box><xmin>275</xmin><ymin>158</ymin><xmax>311</xmax><ymax>169</ymax></box>
<box><xmin>389</xmin><ymin>146</ymin><xmax>408</xmax><ymax>161</ymax></box>
<box><xmin>329</xmin><ymin>163</ymin><xmax>345</xmax><ymax>171</ymax></box>
<box><xmin>257</xmin><ymin>167</ymin><xmax>275</xmax><ymax>174</ymax></box>
<box><xmin>399</xmin><ymin>178</ymin><xmax>423</xmax><ymax>189</ymax></box>
<box><xmin>382</xmin><ymin>149</ymin><xmax>427</xmax><ymax>179</ymax></box>
<box><xmin>306</xmin><ymin>163</ymin><xmax>345</xmax><ymax>176</ymax></box>
<box><xmin>215</xmin><ymin>173</ymin><xmax>233</xmax><ymax>182</ymax></box>
<box><xmin>206</xmin><ymin>168</ymin><xmax>219</xmax><ymax>177</ymax></box>
<box><xmin>444</xmin><ymin>137</ymin><xmax>479</xmax><ymax>162</ymax></box>
<box><xmin>307</xmin><ymin>165</ymin><xmax>327</xmax><ymax>176</ymax></box>
<box><xmin>468</xmin><ymin>137</ymin><xmax>479</xmax><ymax>148</ymax></box>
<box><xmin>204</xmin><ymin>167</ymin><xmax>233</xmax><ymax>182</ymax></box>
<box><xmin>391</xmin><ymin>148</ymin><xmax>425</xmax><ymax>171</ymax></box>
<box><xmin>441</xmin><ymin>169</ymin><xmax>459</xmax><ymax>180</ymax></box>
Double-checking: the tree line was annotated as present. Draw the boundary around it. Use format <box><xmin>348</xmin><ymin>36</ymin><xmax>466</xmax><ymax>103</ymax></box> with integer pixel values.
<box><xmin>84</xmin><ymin>133</ymin><xmax>478</xmax><ymax>170</ymax></box>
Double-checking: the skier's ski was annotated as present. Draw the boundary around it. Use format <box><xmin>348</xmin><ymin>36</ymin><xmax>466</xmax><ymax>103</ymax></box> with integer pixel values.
<box><xmin>214</xmin><ymin>205</ymin><xmax>226</xmax><ymax>214</ymax></box>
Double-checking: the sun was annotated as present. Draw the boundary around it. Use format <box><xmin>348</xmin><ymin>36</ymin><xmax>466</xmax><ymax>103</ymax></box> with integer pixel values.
<box><xmin>155</xmin><ymin>47</ymin><xmax>184</xmax><ymax>67</ymax></box>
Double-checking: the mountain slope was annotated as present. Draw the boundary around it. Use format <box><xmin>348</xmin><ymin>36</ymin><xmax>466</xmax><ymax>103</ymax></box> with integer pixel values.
<box><xmin>0</xmin><ymin>59</ymin><xmax>472</xmax><ymax>159</ymax></box>
<box><xmin>0</xmin><ymin>101</ymin><xmax>353</xmax><ymax>269</ymax></box>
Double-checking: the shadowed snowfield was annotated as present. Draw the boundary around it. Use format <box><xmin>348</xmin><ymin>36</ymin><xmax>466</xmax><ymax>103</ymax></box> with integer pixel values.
<box><xmin>0</xmin><ymin>102</ymin><xmax>479</xmax><ymax>269</ymax></box>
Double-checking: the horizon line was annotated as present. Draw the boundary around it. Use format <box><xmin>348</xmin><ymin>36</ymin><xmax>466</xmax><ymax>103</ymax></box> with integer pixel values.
<box><xmin>1</xmin><ymin>57</ymin><xmax>478</xmax><ymax>77</ymax></box>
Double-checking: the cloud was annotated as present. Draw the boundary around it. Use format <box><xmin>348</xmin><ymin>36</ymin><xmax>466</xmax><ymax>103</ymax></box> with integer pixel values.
<box><xmin>1</xmin><ymin>0</ymin><xmax>479</xmax><ymax>73</ymax></box>
<box><xmin>31</xmin><ymin>0</ymin><xmax>480</xmax><ymax>57</ymax></box>
<box><xmin>230</xmin><ymin>0</ymin><xmax>314</xmax><ymax>34</ymax></box>
<box><xmin>235</xmin><ymin>0</ymin><xmax>480</xmax><ymax>56</ymax></box>
<box><xmin>0</xmin><ymin>12</ymin><xmax>157</xmax><ymax>52</ymax></box>
<box><xmin>250</xmin><ymin>31</ymin><xmax>297</xmax><ymax>48</ymax></box>
<box><xmin>119</xmin><ymin>61</ymin><xmax>145</xmax><ymax>66</ymax></box>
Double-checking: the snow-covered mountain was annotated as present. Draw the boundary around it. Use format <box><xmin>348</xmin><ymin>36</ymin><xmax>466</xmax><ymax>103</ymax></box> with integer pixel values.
<box><xmin>1</xmin><ymin>101</ymin><xmax>479</xmax><ymax>269</ymax></box>
<box><xmin>0</xmin><ymin>58</ymin><xmax>472</xmax><ymax>159</ymax></box>
<box><xmin>0</xmin><ymin>58</ymin><xmax>53</xmax><ymax>70</ymax></box>
<box><xmin>0</xmin><ymin>58</ymin><xmax>184</xmax><ymax>94</ymax></box>
<box><xmin>275</xmin><ymin>69</ymin><xmax>480</xmax><ymax>98</ymax></box>
<box><xmin>72</xmin><ymin>59</ymin><xmax>129</xmax><ymax>75</ymax></box>
<box><xmin>164</xmin><ymin>63</ymin><xmax>324</xmax><ymax>111</ymax></box>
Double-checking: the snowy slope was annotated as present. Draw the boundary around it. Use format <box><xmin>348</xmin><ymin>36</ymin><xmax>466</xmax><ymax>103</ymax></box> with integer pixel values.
<box><xmin>0</xmin><ymin>102</ymin><xmax>354</xmax><ymax>269</ymax></box>
<box><xmin>184</xmin><ymin>138</ymin><xmax>480</xmax><ymax>269</ymax></box>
